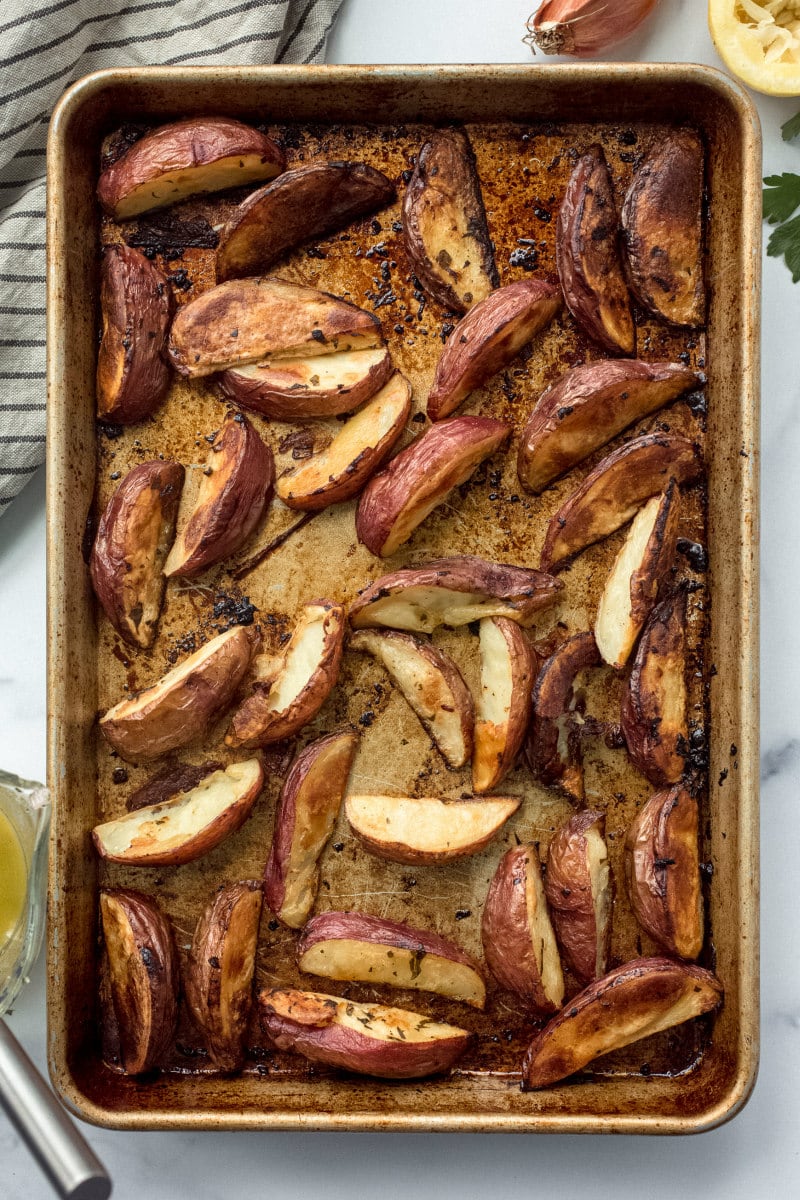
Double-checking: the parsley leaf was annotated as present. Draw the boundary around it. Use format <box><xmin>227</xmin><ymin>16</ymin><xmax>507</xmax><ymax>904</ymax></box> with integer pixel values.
<box><xmin>763</xmin><ymin>173</ymin><xmax>800</xmax><ymax>224</ymax></box>
<box><xmin>767</xmin><ymin>213</ymin><xmax>800</xmax><ymax>282</ymax></box>
<box><xmin>782</xmin><ymin>111</ymin><xmax>800</xmax><ymax>142</ymax></box>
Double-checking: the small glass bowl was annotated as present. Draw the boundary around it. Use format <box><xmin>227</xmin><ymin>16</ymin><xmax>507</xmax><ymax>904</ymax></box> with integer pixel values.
<box><xmin>0</xmin><ymin>769</ymin><xmax>50</xmax><ymax>1017</ymax></box>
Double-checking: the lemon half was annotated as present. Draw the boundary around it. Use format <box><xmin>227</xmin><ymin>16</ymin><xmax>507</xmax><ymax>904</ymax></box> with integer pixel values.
<box><xmin>709</xmin><ymin>0</ymin><xmax>800</xmax><ymax>95</ymax></box>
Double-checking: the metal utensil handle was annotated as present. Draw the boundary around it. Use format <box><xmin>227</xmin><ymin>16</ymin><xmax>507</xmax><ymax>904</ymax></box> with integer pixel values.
<box><xmin>0</xmin><ymin>1018</ymin><xmax>111</xmax><ymax>1200</ymax></box>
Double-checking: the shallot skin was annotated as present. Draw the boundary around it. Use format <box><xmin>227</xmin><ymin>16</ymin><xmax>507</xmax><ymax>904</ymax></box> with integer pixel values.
<box><xmin>526</xmin><ymin>0</ymin><xmax>659</xmax><ymax>58</ymax></box>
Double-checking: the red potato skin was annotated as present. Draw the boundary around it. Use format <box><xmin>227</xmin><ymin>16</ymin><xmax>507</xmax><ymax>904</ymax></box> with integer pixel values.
<box><xmin>526</xmin><ymin>631</ymin><xmax>601</xmax><ymax>801</ymax></box>
<box><xmin>218</xmin><ymin>349</ymin><xmax>393</xmax><ymax>421</ymax></box>
<box><xmin>545</xmin><ymin>810</ymin><xmax>610</xmax><ymax>984</ymax></box>
<box><xmin>90</xmin><ymin>459</ymin><xmax>184</xmax><ymax>648</ymax></box>
<box><xmin>621</xmin><ymin>591</ymin><xmax>688</xmax><ymax>786</ymax></box>
<box><xmin>473</xmin><ymin>618</ymin><xmax>536</xmax><ymax>792</ymax></box>
<box><xmin>96</xmin><ymin>245</ymin><xmax>172</xmax><ymax>424</ymax></box>
<box><xmin>297</xmin><ymin>911</ymin><xmax>482</xmax><ymax>976</ymax></box>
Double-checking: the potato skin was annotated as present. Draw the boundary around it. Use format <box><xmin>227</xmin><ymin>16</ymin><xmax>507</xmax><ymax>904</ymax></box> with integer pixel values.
<box><xmin>621</xmin><ymin>590</ymin><xmax>688</xmax><ymax>786</ymax></box>
<box><xmin>625</xmin><ymin>785</ymin><xmax>703</xmax><ymax>960</ymax></box>
<box><xmin>100</xmin><ymin>625</ymin><xmax>256</xmax><ymax>762</ymax></box>
<box><xmin>96</xmin><ymin>245</ymin><xmax>172</xmax><ymax>424</ymax></box>
<box><xmin>100</xmin><ymin>888</ymin><xmax>179</xmax><ymax>1075</ymax></box>
<box><xmin>622</xmin><ymin>130</ymin><xmax>705</xmax><ymax>328</ymax></box>
<box><xmin>427</xmin><ymin>280</ymin><xmax>562</xmax><ymax>419</ymax></box>
<box><xmin>540</xmin><ymin>432</ymin><xmax>703</xmax><ymax>571</ymax></box>
<box><xmin>217</xmin><ymin>161</ymin><xmax>395</xmax><ymax>280</ymax></box>
<box><xmin>263</xmin><ymin>729</ymin><xmax>358</xmax><ymax>927</ymax></box>
<box><xmin>90</xmin><ymin>460</ymin><xmax>184</xmax><ymax>648</ymax></box>
<box><xmin>218</xmin><ymin>347</ymin><xmax>392</xmax><ymax>420</ymax></box>
<box><xmin>517</xmin><ymin>359</ymin><xmax>700</xmax><ymax>493</ymax></box>
<box><xmin>522</xmin><ymin>956</ymin><xmax>723</xmax><ymax>1089</ymax></box>
<box><xmin>346</xmin><ymin>793</ymin><xmax>521</xmax><ymax>866</ymax></box>
<box><xmin>473</xmin><ymin>617</ymin><xmax>536</xmax><ymax>793</ymax></box>
<box><xmin>557</xmin><ymin>144</ymin><xmax>634</xmax><ymax>354</ymax></box>
<box><xmin>184</xmin><ymin>880</ymin><xmax>263</xmax><ymax>1071</ymax></box>
<box><xmin>526</xmin><ymin>631</ymin><xmax>600</xmax><ymax>802</ymax></box>
<box><xmin>545</xmin><ymin>810</ymin><xmax>611</xmax><ymax>984</ymax></box>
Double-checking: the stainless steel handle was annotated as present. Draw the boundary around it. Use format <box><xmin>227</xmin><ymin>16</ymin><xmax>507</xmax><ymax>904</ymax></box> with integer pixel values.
<box><xmin>0</xmin><ymin>1018</ymin><xmax>111</xmax><ymax>1200</ymax></box>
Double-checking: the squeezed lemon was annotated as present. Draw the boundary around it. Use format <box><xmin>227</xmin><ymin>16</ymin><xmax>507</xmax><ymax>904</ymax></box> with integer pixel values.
<box><xmin>0</xmin><ymin>808</ymin><xmax>27</xmax><ymax>948</ymax></box>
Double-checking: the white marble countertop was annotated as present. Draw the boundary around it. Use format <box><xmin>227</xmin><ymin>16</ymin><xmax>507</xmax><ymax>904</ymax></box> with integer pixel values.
<box><xmin>3</xmin><ymin>1</ymin><xmax>798</xmax><ymax>1196</ymax></box>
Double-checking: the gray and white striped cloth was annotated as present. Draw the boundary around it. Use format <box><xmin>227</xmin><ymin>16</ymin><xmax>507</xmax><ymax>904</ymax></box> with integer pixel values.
<box><xmin>0</xmin><ymin>0</ymin><xmax>345</xmax><ymax>517</ymax></box>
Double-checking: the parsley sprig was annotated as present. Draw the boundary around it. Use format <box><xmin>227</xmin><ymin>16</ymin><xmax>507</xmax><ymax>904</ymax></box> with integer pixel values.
<box><xmin>764</xmin><ymin>112</ymin><xmax>800</xmax><ymax>281</ymax></box>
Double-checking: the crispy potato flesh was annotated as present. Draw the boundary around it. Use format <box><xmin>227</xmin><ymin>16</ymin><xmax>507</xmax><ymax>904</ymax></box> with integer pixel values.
<box><xmin>522</xmin><ymin>957</ymin><xmax>723</xmax><ymax>1089</ymax></box>
<box><xmin>220</xmin><ymin>345</ymin><xmax>393</xmax><ymax>421</ymax></box>
<box><xmin>92</xmin><ymin>759</ymin><xmax>264</xmax><ymax>866</ymax></box>
<box><xmin>297</xmin><ymin>911</ymin><xmax>486</xmax><ymax>1008</ymax></box>
<box><xmin>595</xmin><ymin>482</ymin><xmax>680</xmax><ymax>670</ymax></box>
<box><xmin>345</xmin><ymin>792</ymin><xmax>520</xmax><ymax>865</ymax></box>
<box><xmin>349</xmin><ymin>628</ymin><xmax>473</xmax><ymax>769</ymax></box>
<box><xmin>545</xmin><ymin>810</ymin><xmax>611</xmax><ymax>984</ymax></box>
<box><xmin>621</xmin><ymin>591</ymin><xmax>688</xmax><ymax>785</ymax></box>
<box><xmin>517</xmin><ymin>359</ymin><xmax>700</xmax><ymax>493</ymax></box>
<box><xmin>473</xmin><ymin>617</ymin><xmax>535</xmax><ymax>792</ymax></box>
<box><xmin>276</xmin><ymin>373</ymin><xmax>412</xmax><ymax>510</ymax></box>
<box><xmin>526</xmin><ymin>631</ymin><xmax>600</xmax><ymax>803</ymax></box>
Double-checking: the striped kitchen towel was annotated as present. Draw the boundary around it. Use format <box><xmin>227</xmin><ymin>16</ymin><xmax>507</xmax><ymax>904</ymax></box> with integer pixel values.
<box><xmin>0</xmin><ymin>0</ymin><xmax>345</xmax><ymax>517</ymax></box>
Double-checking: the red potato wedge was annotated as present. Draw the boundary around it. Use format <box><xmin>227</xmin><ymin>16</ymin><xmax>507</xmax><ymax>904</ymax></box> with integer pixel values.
<box><xmin>349</xmin><ymin>556</ymin><xmax>562</xmax><ymax>632</ymax></box>
<box><xmin>402</xmin><ymin>128</ymin><xmax>498</xmax><ymax>313</ymax></box>
<box><xmin>625</xmin><ymin>785</ymin><xmax>703</xmax><ymax>960</ymax></box>
<box><xmin>96</xmin><ymin>244</ymin><xmax>172</xmax><ymax>424</ymax></box>
<box><xmin>345</xmin><ymin>792</ymin><xmax>521</xmax><ymax>865</ymax></box>
<box><xmin>164</xmin><ymin>414</ymin><xmax>274</xmax><ymax>579</ymax></box>
<box><xmin>545</xmin><ymin>810</ymin><xmax>612</xmax><ymax>985</ymax></box>
<box><xmin>297</xmin><ymin>912</ymin><xmax>486</xmax><ymax>1009</ymax></box>
<box><xmin>473</xmin><ymin>617</ymin><xmax>536</xmax><ymax>793</ymax></box>
<box><xmin>168</xmin><ymin>276</ymin><xmax>384</xmax><ymax>378</ymax></box>
<box><xmin>90</xmin><ymin>460</ymin><xmax>184</xmax><ymax>649</ymax></box>
<box><xmin>526</xmin><ymin>631</ymin><xmax>601</xmax><ymax>803</ymax></box>
<box><xmin>184</xmin><ymin>880</ymin><xmax>263</xmax><ymax>1072</ymax></box>
<box><xmin>621</xmin><ymin>591</ymin><xmax>688</xmax><ymax>786</ymax></box>
<box><xmin>517</xmin><ymin>359</ymin><xmax>701</xmax><ymax>494</ymax></box>
<box><xmin>259</xmin><ymin>987</ymin><xmax>470</xmax><ymax>1080</ymax></box>
<box><xmin>595</xmin><ymin>482</ymin><xmax>680</xmax><ymax>670</ymax></box>
<box><xmin>521</xmin><ymin>956</ymin><xmax>723</xmax><ymax>1089</ymax></box>
<box><xmin>349</xmin><ymin>628</ymin><xmax>474</xmax><ymax>769</ymax></box>
<box><xmin>227</xmin><ymin>601</ymin><xmax>345</xmax><ymax>750</ymax></box>
<box><xmin>622</xmin><ymin>129</ymin><xmax>705</xmax><ymax>328</ymax></box>
<box><xmin>100</xmin><ymin>625</ymin><xmax>256</xmax><ymax>762</ymax></box>
<box><xmin>540</xmin><ymin>432</ymin><xmax>703</xmax><ymax>572</ymax></box>
<box><xmin>126</xmin><ymin>760</ymin><xmax>223</xmax><ymax>812</ymax></box>
<box><xmin>218</xmin><ymin>345</ymin><xmax>393</xmax><ymax>420</ymax></box>
<box><xmin>216</xmin><ymin>160</ymin><xmax>395</xmax><ymax>280</ymax></box>
<box><xmin>557</xmin><ymin>144</ymin><xmax>634</xmax><ymax>355</ymax></box>
<box><xmin>97</xmin><ymin>117</ymin><xmax>284</xmax><ymax>220</ymax></box>
<box><xmin>356</xmin><ymin>416</ymin><xmax>511</xmax><ymax>558</ymax></box>
<box><xmin>100</xmin><ymin>889</ymin><xmax>179</xmax><ymax>1075</ymax></box>
<box><xmin>92</xmin><ymin>759</ymin><xmax>263</xmax><ymax>866</ymax></box>
<box><xmin>263</xmin><ymin>730</ymin><xmax>359</xmax><ymax>928</ymax></box>
<box><xmin>427</xmin><ymin>280</ymin><xmax>562</xmax><ymax>420</ymax></box>
<box><xmin>481</xmin><ymin>843</ymin><xmax>564</xmax><ymax>1013</ymax></box>
<box><xmin>275</xmin><ymin>373</ymin><xmax>412</xmax><ymax>511</ymax></box>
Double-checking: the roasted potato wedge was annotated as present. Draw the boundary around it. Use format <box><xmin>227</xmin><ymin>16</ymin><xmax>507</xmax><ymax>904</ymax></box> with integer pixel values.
<box><xmin>481</xmin><ymin>843</ymin><xmax>564</xmax><ymax>1013</ymax></box>
<box><xmin>96</xmin><ymin>244</ymin><xmax>172</xmax><ymax>424</ymax></box>
<box><xmin>263</xmin><ymin>729</ymin><xmax>358</xmax><ymax>928</ymax></box>
<box><xmin>517</xmin><ymin>359</ymin><xmax>701</xmax><ymax>493</ymax></box>
<box><xmin>218</xmin><ymin>346</ymin><xmax>393</xmax><ymax>420</ymax></box>
<box><xmin>621</xmin><ymin>591</ymin><xmax>688</xmax><ymax>786</ymax></box>
<box><xmin>349</xmin><ymin>628</ymin><xmax>474</xmax><ymax>769</ymax></box>
<box><xmin>90</xmin><ymin>459</ymin><xmax>183</xmax><ymax>648</ymax></box>
<box><xmin>356</xmin><ymin>416</ymin><xmax>510</xmax><ymax>558</ymax></box>
<box><xmin>402</xmin><ymin>128</ymin><xmax>498</xmax><ymax>312</ymax></box>
<box><xmin>184</xmin><ymin>880</ymin><xmax>263</xmax><ymax>1071</ymax></box>
<box><xmin>126</xmin><ymin>760</ymin><xmax>223</xmax><ymax>812</ymax></box>
<box><xmin>345</xmin><ymin>792</ymin><xmax>520</xmax><ymax>865</ymax></box>
<box><xmin>522</xmin><ymin>957</ymin><xmax>723</xmax><ymax>1089</ymax></box>
<box><xmin>473</xmin><ymin>617</ymin><xmax>535</xmax><ymax>792</ymax></box>
<box><xmin>557</xmin><ymin>144</ymin><xmax>634</xmax><ymax>354</ymax></box>
<box><xmin>164</xmin><ymin>413</ymin><xmax>273</xmax><ymax>579</ymax></box>
<box><xmin>276</xmin><ymin>373</ymin><xmax>412</xmax><ymax>511</ymax></box>
<box><xmin>427</xmin><ymin>280</ymin><xmax>562</xmax><ymax>420</ymax></box>
<box><xmin>622</xmin><ymin>129</ymin><xmax>705</xmax><ymax>328</ymax></box>
<box><xmin>349</xmin><ymin>555</ymin><xmax>562</xmax><ymax>631</ymax></box>
<box><xmin>625</xmin><ymin>785</ymin><xmax>703</xmax><ymax>960</ymax></box>
<box><xmin>526</xmin><ymin>631</ymin><xmax>600</xmax><ymax>803</ymax></box>
<box><xmin>97</xmin><ymin>117</ymin><xmax>284</xmax><ymax>219</ymax></box>
<box><xmin>595</xmin><ymin>482</ymin><xmax>680</xmax><ymax>670</ymax></box>
<box><xmin>297</xmin><ymin>911</ymin><xmax>486</xmax><ymax>1009</ymax></box>
<box><xmin>544</xmin><ymin>810</ymin><xmax>612</xmax><ymax>985</ymax></box>
<box><xmin>216</xmin><ymin>160</ymin><xmax>395</xmax><ymax>280</ymax></box>
<box><xmin>259</xmin><ymin>987</ymin><xmax>470</xmax><ymax>1080</ymax></box>
<box><xmin>100</xmin><ymin>888</ymin><xmax>179</xmax><ymax>1075</ymax></box>
<box><xmin>168</xmin><ymin>276</ymin><xmax>384</xmax><ymax>378</ymax></box>
<box><xmin>540</xmin><ymin>432</ymin><xmax>702</xmax><ymax>571</ymax></box>
<box><xmin>100</xmin><ymin>625</ymin><xmax>256</xmax><ymax>762</ymax></box>
<box><xmin>227</xmin><ymin>601</ymin><xmax>345</xmax><ymax>749</ymax></box>
<box><xmin>92</xmin><ymin>759</ymin><xmax>264</xmax><ymax>866</ymax></box>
